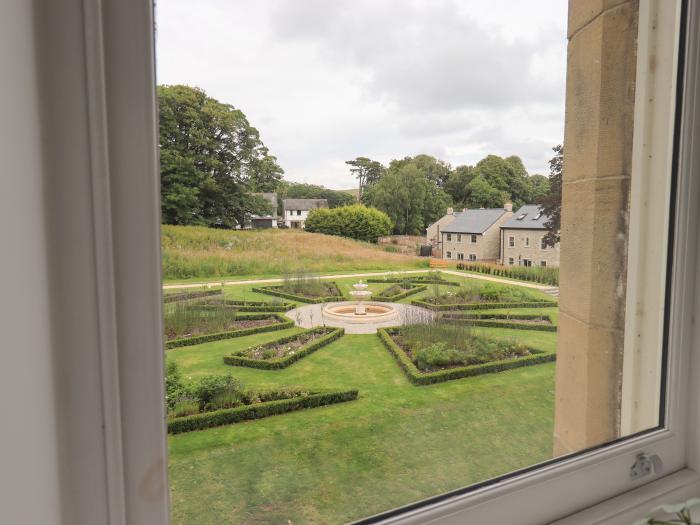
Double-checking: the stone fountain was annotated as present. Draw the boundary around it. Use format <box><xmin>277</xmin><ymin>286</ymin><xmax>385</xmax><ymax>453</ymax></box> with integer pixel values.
<box><xmin>348</xmin><ymin>280</ymin><xmax>371</xmax><ymax>315</ymax></box>
<box><xmin>321</xmin><ymin>280</ymin><xmax>398</xmax><ymax>324</ymax></box>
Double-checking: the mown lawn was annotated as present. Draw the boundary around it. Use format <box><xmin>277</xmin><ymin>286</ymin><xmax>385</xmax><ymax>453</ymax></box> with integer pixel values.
<box><xmin>167</xmin><ymin>326</ymin><xmax>557</xmax><ymax>524</ymax></box>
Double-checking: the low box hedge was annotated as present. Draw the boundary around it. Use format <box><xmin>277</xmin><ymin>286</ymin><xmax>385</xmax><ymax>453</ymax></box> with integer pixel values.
<box><xmin>411</xmin><ymin>299</ymin><xmax>558</xmax><ymax>311</ymax></box>
<box><xmin>366</xmin><ymin>277</ymin><xmax>459</xmax><ymax>286</ymax></box>
<box><xmin>163</xmin><ymin>289</ymin><xmax>222</xmax><ymax>303</ymax></box>
<box><xmin>252</xmin><ymin>285</ymin><xmax>344</xmax><ymax>304</ymax></box>
<box><xmin>442</xmin><ymin>312</ymin><xmax>552</xmax><ymax>320</ymax></box>
<box><xmin>374</xmin><ymin>284</ymin><xmax>427</xmax><ymax>302</ymax></box>
<box><xmin>165</xmin><ymin>313</ymin><xmax>294</xmax><ymax>349</ymax></box>
<box><xmin>167</xmin><ymin>389</ymin><xmax>359</xmax><ymax>434</ymax></box>
<box><xmin>377</xmin><ymin>328</ymin><xmax>556</xmax><ymax>386</ymax></box>
<box><xmin>189</xmin><ymin>299</ymin><xmax>295</xmax><ymax>312</ymax></box>
<box><xmin>223</xmin><ymin>327</ymin><xmax>344</xmax><ymax>369</ymax></box>
<box><xmin>444</xmin><ymin>318</ymin><xmax>557</xmax><ymax>332</ymax></box>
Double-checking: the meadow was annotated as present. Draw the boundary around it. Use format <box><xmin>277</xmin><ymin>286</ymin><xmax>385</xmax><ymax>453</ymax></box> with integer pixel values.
<box><xmin>161</xmin><ymin>225</ymin><xmax>427</xmax><ymax>281</ymax></box>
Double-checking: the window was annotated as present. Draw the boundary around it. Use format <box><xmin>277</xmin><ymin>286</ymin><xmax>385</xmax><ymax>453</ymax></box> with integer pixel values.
<box><xmin>524</xmin><ymin>237</ymin><xmax>530</xmax><ymax>247</ymax></box>
<box><xmin>446</xmin><ymin>233</ymin><xmax>452</xmax><ymax>242</ymax></box>
<box><xmin>468</xmin><ymin>254</ymin><xmax>476</xmax><ymax>261</ymax></box>
<box><xmin>457</xmin><ymin>234</ymin><xmax>462</xmax><ymax>242</ymax></box>
<box><xmin>296</xmin><ymin>210</ymin><xmax>302</xmax><ymax>215</ymax></box>
<box><xmin>470</xmin><ymin>234</ymin><xmax>477</xmax><ymax>243</ymax></box>
<box><xmin>541</xmin><ymin>237</ymin><xmax>547</xmax><ymax>250</ymax></box>
<box><xmin>540</xmin><ymin>261</ymin><xmax>546</xmax><ymax>267</ymax></box>
<box><xmin>522</xmin><ymin>259</ymin><xmax>532</xmax><ymax>267</ymax></box>
<box><xmin>446</xmin><ymin>251</ymin><xmax>452</xmax><ymax>259</ymax></box>
<box><xmin>509</xmin><ymin>236</ymin><xmax>514</xmax><ymax>247</ymax></box>
<box><xmin>457</xmin><ymin>253</ymin><xmax>464</xmax><ymax>260</ymax></box>
<box><xmin>508</xmin><ymin>257</ymin><xmax>514</xmax><ymax>265</ymax></box>
<box><xmin>516</xmin><ymin>213</ymin><xmax>527</xmax><ymax>220</ymax></box>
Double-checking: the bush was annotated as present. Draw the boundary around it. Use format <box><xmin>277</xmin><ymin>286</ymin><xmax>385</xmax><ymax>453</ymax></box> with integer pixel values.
<box><xmin>224</xmin><ymin>328</ymin><xmax>344</xmax><ymax>369</ymax></box>
<box><xmin>304</xmin><ymin>204</ymin><xmax>392</xmax><ymax>243</ymax></box>
<box><xmin>191</xmin><ymin>374</ymin><xmax>242</xmax><ymax>410</ymax></box>
<box><xmin>190</xmin><ymin>299</ymin><xmax>294</xmax><ymax>312</ymax></box>
<box><xmin>455</xmin><ymin>261</ymin><xmax>559</xmax><ymax>286</ymax></box>
<box><xmin>163</xmin><ymin>289</ymin><xmax>223</xmax><ymax>303</ymax></box>
<box><xmin>167</xmin><ymin>389</ymin><xmax>359</xmax><ymax>434</ymax></box>
<box><xmin>253</xmin><ymin>285</ymin><xmax>344</xmax><ymax>304</ymax></box>
<box><xmin>377</xmin><ymin>328</ymin><xmax>556</xmax><ymax>386</ymax></box>
<box><xmin>412</xmin><ymin>299</ymin><xmax>558</xmax><ymax>311</ymax></box>
<box><xmin>165</xmin><ymin>313</ymin><xmax>294</xmax><ymax>349</ymax></box>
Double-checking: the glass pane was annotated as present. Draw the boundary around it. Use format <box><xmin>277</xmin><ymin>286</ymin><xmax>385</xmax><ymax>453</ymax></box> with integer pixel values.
<box><xmin>156</xmin><ymin>1</ymin><xmax>683</xmax><ymax>523</ymax></box>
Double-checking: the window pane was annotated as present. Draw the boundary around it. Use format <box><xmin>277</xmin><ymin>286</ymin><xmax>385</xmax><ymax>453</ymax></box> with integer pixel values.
<box><xmin>156</xmin><ymin>1</ymin><xmax>682</xmax><ymax>523</ymax></box>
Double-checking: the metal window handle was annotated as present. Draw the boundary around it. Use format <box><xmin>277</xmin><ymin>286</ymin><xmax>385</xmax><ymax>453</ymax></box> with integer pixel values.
<box><xmin>630</xmin><ymin>453</ymin><xmax>664</xmax><ymax>480</ymax></box>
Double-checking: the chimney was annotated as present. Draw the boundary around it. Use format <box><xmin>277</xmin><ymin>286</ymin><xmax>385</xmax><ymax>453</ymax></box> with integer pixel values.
<box><xmin>504</xmin><ymin>202</ymin><xmax>513</xmax><ymax>212</ymax></box>
<box><xmin>446</xmin><ymin>207</ymin><xmax>454</xmax><ymax>215</ymax></box>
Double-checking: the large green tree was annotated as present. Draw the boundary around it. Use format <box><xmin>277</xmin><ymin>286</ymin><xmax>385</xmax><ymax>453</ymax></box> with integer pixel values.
<box><xmin>538</xmin><ymin>145</ymin><xmax>563</xmax><ymax>247</ymax></box>
<box><xmin>304</xmin><ymin>205</ymin><xmax>392</xmax><ymax>242</ymax></box>
<box><xmin>345</xmin><ymin>157</ymin><xmax>386</xmax><ymax>199</ymax></box>
<box><xmin>363</xmin><ymin>163</ymin><xmax>450</xmax><ymax>235</ymax></box>
<box><xmin>388</xmin><ymin>154</ymin><xmax>452</xmax><ymax>187</ymax></box>
<box><xmin>277</xmin><ymin>182</ymin><xmax>356</xmax><ymax>211</ymax></box>
<box><xmin>158</xmin><ymin>85</ymin><xmax>283</xmax><ymax>227</ymax></box>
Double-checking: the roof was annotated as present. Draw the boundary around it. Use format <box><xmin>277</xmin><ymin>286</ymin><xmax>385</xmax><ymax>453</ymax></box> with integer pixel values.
<box><xmin>441</xmin><ymin>209</ymin><xmax>507</xmax><ymax>234</ymax></box>
<box><xmin>501</xmin><ymin>205</ymin><xmax>550</xmax><ymax>230</ymax></box>
<box><xmin>282</xmin><ymin>198</ymin><xmax>329</xmax><ymax>210</ymax></box>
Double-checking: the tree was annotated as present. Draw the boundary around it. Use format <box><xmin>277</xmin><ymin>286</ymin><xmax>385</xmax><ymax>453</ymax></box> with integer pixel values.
<box><xmin>388</xmin><ymin>154</ymin><xmax>452</xmax><ymax>187</ymax></box>
<box><xmin>345</xmin><ymin>157</ymin><xmax>386</xmax><ymax>198</ymax></box>
<box><xmin>277</xmin><ymin>182</ymin><xmax>356</xmax><ymax>211</ymax></box>
<box><xmin>444</xmin><ymin>165</ymin><xmax>475</xmax><ymax>205</ymax></box>
<box><xmin>464</xmin><ymin>175</ymin><xmax>506</xmax><ymax>208</ymax></box>
<box><xmin>304</xmin><ymin>205</ymin><xmax>392</xmax><ymax>242</ymax></box>
<box><xmin>539</xmin><ymin>145</ymin><xmax>563</xmax><ymax>247</ymax></box>
<box><xmin>158</xmin><ymin>84</ymin><xmax>284</xmax><ymax>228</ymax></box>
<box><xmin>473</xmin><ymin>154</ymin><xmax>529</xmax><ymax>207</ymax></box>
<box><xmin>527</xmin><ymin>174</ymin><xmax>551</xmax><ymax>203</ymax></box>
<box><xmin>363</xmin><ymin>163</ymin><xmax>450</xmax><ymax>235</ymax></box>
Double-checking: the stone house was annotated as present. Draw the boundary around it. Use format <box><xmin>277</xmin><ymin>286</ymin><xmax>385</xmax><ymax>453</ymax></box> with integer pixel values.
<box><xmin>282</xmin><ymin>198</ymin><xmax>328</xmax><ymax>229</ymax></box>
<box><xmin>439</xmin><ymin>204</ymin><xmax>514</xmax><ymax>262</ymax></box>
<box><xmin>500</xmin><ymin>205</ymin><xmax>560</xmax><ymax>268</ymax></box>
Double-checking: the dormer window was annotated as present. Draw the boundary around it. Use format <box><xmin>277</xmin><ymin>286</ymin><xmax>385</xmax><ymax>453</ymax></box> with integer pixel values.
<box><xmin>516</xmin><ymin>213</ymin><xmax>527</xmax><ymax>220</ymax></box>
<box><xmin>533</xmin><ymin>212</ymin><xmax>543</xmax><ymax>220</ymax></box>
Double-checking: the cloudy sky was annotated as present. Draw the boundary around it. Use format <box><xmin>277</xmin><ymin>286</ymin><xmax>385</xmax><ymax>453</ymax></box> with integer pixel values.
<box><xmin>156</xmin><ymin>0</ymin><xmax>568</xmax><ymax>189</ymax></box>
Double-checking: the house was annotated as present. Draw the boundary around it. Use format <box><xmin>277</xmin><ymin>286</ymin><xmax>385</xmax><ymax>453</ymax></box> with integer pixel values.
<box><xmin>426</xmin><ymin>207</ymin><xmax>461</xmax><ymax>254</ymax></box>
<box><xmin>439</xmin><ymin>203</ymin><xmax>514</xmax><ymax>261</ymax></box>
<box><xmin>282</xmin><ymin>198</ymin><xmax>328</xmax><ymax>228</ymax></box>
<box><xmin>250</xmin><ymin>192</ymin><xmax>279</xmax><ymax>228</ymax></box>
<box><xmin>500</xmin><ymin>204</ymin><xmax>560</xmax><ymax>267</ymax></box>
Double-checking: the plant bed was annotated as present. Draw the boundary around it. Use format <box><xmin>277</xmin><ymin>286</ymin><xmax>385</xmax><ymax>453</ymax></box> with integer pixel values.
<box><xmin>190</xmin><ymin>298</ymin><xmax>295</xmax><ymax>312</ymax></box>
<box><xmin>441</xmin><ymin>312</ymin><xmax>557</xmax><ymax>332</ymax></box>
<box><xmin>253</xmin><ymin>282</ymin><xmax>344</xmax><ymax>303</ymax></box>
<box><xmin>374</xmin><ymin>283</ymin><xmax>427</xmax><ymax>302</ymax></box>
<box><xmin>367</xmin><ymin>274</ymin><xmax>459</xmax><ymax>286</ymax></box>
<box><xmin>165</xmin><ymin>313</ymin><xmax>293</xmax><ymax>349</ymax></box>
<box><xmin>163</xmin><ymin>289</ymin><xmax>223</xmax><ymax>303</ymax></box>
<box><xmin>377</xmin><ymin>327</ymin><xmax>555</xmax><ymax>385</ymax></box>
<box><xmin>224</xmin><ymin>327</ymin><xmax>344</xmax><ymax>369</ymax></box>
<box><xmin>412</xmin><ymin>299</ymin><xmax>557</xmax><ymax>311</ymax></box>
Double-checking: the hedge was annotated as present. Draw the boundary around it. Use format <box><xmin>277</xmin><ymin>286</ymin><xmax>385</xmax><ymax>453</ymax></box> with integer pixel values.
<box><xmin>167</xmin><ymin>389</ymin><xmax>359</xmax><ymax>434</ymax></box>
<box><xmin>455</xmin><ymin>262</ymin><xmax>559</xmax><ymax>286</ymax></box>
<box><xmin>443</xmin><ymin>318</ymin><xmax>558</xmax><ymax>332</ymax></box>
<box><xmin>188</xmin><ymin>299</ymin><xmax>294</xmax><ymax>312</ymax></box>
<box><xmin>366</xmin><ymin>277</ymin><xmax>459</xmax><ymax>286</ymax></box>
<box><xmin>163</xmin><ymin>289</ymin><xmax>222</xmax><ymax>303</ymax></box>
<box><xmin>442</xmin><ymin>312</ymin><xmax>553</xmax><ymax>320</ymax></box>
<box><xmin>223</xmin><ymin>327</ymin><xmax>344</xmax><ymax>369</ymax></box>
<box><xmin>374</xmin><ymin>284</ymin><xmax>427</xmax><ymax>302</ymax></box>
<box><xmin>411</xmin><ymin>299</ymin><xmax>558</xmax><ymax>311</ymax></box>
<box><xmin>165</xmin><ymin>313</ymin><xmax>294</xmax><ymax>349</ymax></box>
<box><xmin>252</xmin><ymin>285</ymin><xmax>344</xmax><ymax>304</ymax></box>
<box><xmin>377</xmin><ymin>328</ymin><xmax>556</xmax><ymax>386</ymax></box>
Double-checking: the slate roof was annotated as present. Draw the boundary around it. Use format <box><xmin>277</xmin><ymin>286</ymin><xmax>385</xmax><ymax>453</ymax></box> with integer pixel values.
<box><xmin>282</xmin><ymin>198</ymin><xmax>329</xmax><ymax>211</ymax></box>
<box><xmin>501</xmin><ymin>205</ymin><xmax>549</xmax><ymax>230</ymax></box>
<box><xmin>441</xmin><ymin>208</ymin><xmax>508</xmax><ymax>234</ymax></box>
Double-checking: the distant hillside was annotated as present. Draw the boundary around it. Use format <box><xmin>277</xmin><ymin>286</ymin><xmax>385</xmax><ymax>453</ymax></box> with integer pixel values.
<box><xmin>161</xmin><ymin>225</ymin><xmax>425</xmax><ymax>281</ymax></box>
<box><xmin>338</xmin><ymin>188</ymin><xmax>360</xmax><ymax>200</ymax></box>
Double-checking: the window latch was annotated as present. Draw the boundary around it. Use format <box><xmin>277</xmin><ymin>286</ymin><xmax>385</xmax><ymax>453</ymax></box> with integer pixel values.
<box><xmin>630</xmin><ymin>453</ymin><xmax>663</xmax><ymax>480</ymax></box>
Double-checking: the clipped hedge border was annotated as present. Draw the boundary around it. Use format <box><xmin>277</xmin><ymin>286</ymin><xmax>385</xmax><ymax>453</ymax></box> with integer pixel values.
<box><xmin>165</xmin><ymin>313</ymin><xmax>294</xmax><ymax>349</ymax></box>
<box><xmin>374</xmin><ymin>284</ymin><xmax>428</xmax><ymax>302</ymax></box>
<box><xmin>189</xmin><ymin>300</ymin><xmax>295</xmax><ymax>312</ymax></box>
<box><xmin>411</xmin><ymin>299</ymin><xmax>558</xmax><ymax>311</ymax></box>
<box><xmin>224</xmin><ymin>327</ymin><xmax>344</xmax><ymax>369</ymax></box>
<box><xmin>163</xmin><ymin>289</ymin><xmax>222</xmax><ymax>303</ymax></box>
<box><xmin>366</xmin><ymin>277</ymin><xmax>459</xmax><ymax>286</ymax></box>
<box><xmin>444</xmin><ymin>319</ymin><xmax>557</xmax><ymax>332</ymax></box>
<box><xmin>442</xmin><ymin>312</ymin><xmax>553</xmax><ymax>320</ymax></box>
<box><xmin>168</xmin><ymin>389</ymin><xmax>359</xmax><ymax>434</ymax></box>
<box><xmin>252</xmin><ymin>285</ymin><xmax>344</xmax><ymax>304</ymax></box>
<box><xmin>377</xmin><ymin>328</ymin><xmax>556</xmax><ymax>386</ymax></box>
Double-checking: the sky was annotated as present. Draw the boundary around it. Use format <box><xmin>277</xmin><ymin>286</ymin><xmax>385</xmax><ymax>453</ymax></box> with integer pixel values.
<box><xmin>155</xmin><ymin>0</ymin><xmax>568</xmax><ymax>190</ymax></box>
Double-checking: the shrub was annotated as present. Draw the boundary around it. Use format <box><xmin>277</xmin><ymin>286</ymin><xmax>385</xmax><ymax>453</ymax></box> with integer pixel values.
<box><xmin>163</xmin><ymin>288</ymin><xmax>223</xmax><ymax>303</ymax></box>
<box><xmin>455</xmin><ymin>261</ymin><xmax>559</xmax><ymax>286</ymax></box>
<box><xmin>170</xmin><ymin>398</ymin><xmax>200</xmax><ymax>418</ymax></box>
<box><xmin>191</xmin><ymin>374</ymin><xmax>242</xmax><ymax>410</ymax></box>
<box><xmin>253</xmin><ymin>285</ymin><xmax>344</xmax><ymax>304</ymax></box>
<box><xmin>192</xmin><ymin>298</ymin><xmax>294</xmax><ymax>312</ymax></box>
<box><xmin>167</xmin><ymin>389</ymin><xmax>359</xmax><ymax>434</ymax></box>
<box><xmin>412</xmin><ymin>299</ymin><xmax>558</xmax><ymax>311</ymax></box>
<box><xmin>304</xmin><ymin>204</ymin><xmax>392</xmax><ymax>243</ymax></box>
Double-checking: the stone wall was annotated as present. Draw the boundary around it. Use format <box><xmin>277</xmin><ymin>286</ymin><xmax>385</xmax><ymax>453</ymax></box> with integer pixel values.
<box><xmin>501</xmin><ymin>229</ymin><xmax>561</xmax><ymax>267</ymax></box>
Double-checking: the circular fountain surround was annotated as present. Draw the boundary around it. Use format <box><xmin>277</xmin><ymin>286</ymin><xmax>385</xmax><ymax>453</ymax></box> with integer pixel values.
<box><xmin>322</xmin><ymin>301</ymin><xmax>398</xmax><ymax>324</ymax></box>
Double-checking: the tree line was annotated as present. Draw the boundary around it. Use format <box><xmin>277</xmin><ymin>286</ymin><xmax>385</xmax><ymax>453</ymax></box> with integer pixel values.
<box><xmin>158</xmin><ymin>85</ymin><xmax>561</xmax><ymax>240</ymax></box>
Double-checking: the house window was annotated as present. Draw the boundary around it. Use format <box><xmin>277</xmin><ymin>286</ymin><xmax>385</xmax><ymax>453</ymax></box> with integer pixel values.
<box><xmin>296</xmin><ymin>210</ymin><xmax>302</xmax><ymax>215</ymax></box>
<box><xmin>540</xmin><ymin>261</ymin><xmax>547</xmax><ymax>267</ymax></box>
<box><xmin>471</xmin><ymin>234</ymin><xmax>477</xmax><ymax>243</ymax></box>
<box><xmin>508</xmin><ymin>257</ymin><xmax>514</xmax><ymax>265</ymax></box>
<box><xmin>525</xmin><ymin>237</ymin><xmax>530</xmax><ymax>247</ymax></box>
<box><xmin>509</xmin><ymin>236</ymin><xmax>514</xmax><ymax>247</ymax></box>
<box><xmin>522</xmin><ymin>259</ymin><xmax>532</xmax><ymax>267</ymax></box>
<box><xmin>457</xmin><ymin>234</ymin><xmax>462</xmax><ymax>242</ymax></box>
<box><xmin>457</xmin><ymin>253</ymin><xmax>464</xmax><ymax>260</ymax></box>
<box><xmin>446</xmin><ymin>233</ymin><xmax>452</xmax><ymax>242</ymax></box>
<box><xmin>468</xmin><ymin>254</ymin><xmax>476</xmax><ymax>261</ymax></box>
<box><xmin>541</xmin><ymin>237</ymin><xmax>547</xmax><ymax>249</ymax></box>
<box><xmin>446</xmin><ymin>251</ymin><xmax>452</xmax><ymax>259</ymax></box>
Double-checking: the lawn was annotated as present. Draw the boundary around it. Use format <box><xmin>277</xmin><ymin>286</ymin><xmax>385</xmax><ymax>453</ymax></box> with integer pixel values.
<box><xmin>167</xmin><ymin>326</ymin><xmax>557</xmax><ymax>524</ymax></box>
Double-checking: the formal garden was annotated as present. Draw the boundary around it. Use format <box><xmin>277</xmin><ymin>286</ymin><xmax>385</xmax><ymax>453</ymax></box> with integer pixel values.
<box><xmin>164</xmin><ymin>270</ymin><xmax>559</xmax><ymax>524</ymax></box>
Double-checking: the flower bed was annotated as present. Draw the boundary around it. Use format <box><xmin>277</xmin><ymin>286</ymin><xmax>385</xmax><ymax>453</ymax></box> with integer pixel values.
<box><xmin>252</xmin><ymin>282</ymin><xmax>344</xmax><ymax>303</ymax></box>
<box><xmin>163</xmin><ymin>289</ymin><xmax>223</xmax><ymax>303</ymax></box>
<box><xmin>223</xmin><ymin>327</ymin><xmax>344</xmax><ymax>369</ymax></box>
<box><xmin>165</xmin><ymin>313</ymin><xmax>294</xmax><ymax>349</ymax></box>
<box><xmin>377</xmin><ymin>327</ymin><xmax>555</xmax><ymax>385</ymax></box>
<box><xmin>441</xmin><ymin>312</ymin><xmax>557</xmax><ymax>332</ymax></box>
<box><xmin>412</xmin><ymin>299</ymin><xmax>558</xmax><ymax>311</ymax></box>
<box><xmin>190</xmin><ymin>298</ymin><xmax>295</xmax><ymax>312</ymax></box>
<box><xmin>374</xmin><ymin>283</ymin><xmax>427</xmax><ymax>302</ymax></box>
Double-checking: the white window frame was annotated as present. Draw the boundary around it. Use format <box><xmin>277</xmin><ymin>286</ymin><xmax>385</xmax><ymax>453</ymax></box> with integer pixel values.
<box><xmin>508</xmin><ymin>257</ymin><xmax>514</xmax><ymax>266</ymax></box>
<box><xmin>457</xmin><ymin>233</ymin><xmax>462</xmax><ymax>242</ymax></box>
<box><xmin>446</xmin><ymin>233</ymin><xmax>452</xmax><ymax>242</ymax></box>
<box><xmin>471</xmin><ymin>234</ymin><xmax>477</xmax><ymax>243</ymax></box>
<box><xmin>45</xmin><ymin>1</ymin><xmax>700</xmax><ymax>524</ymax></box>
<box><xmin>446</xmin><ymin>251</ymin><xmax>452</xmax><ymax>259</ymax></box>
<box><xmin>509</xmin><ymin>236</ymin><xmax>515</xmax><ymax>247</ymax></box>
<box><xmin>524</xmin><ymin>236</ymin><xmax>530</xmax><ymax>247</ymax></box>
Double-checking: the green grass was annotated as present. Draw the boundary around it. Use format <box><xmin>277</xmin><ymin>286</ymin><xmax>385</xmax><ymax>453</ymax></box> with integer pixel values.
<box><xmin>167</xmin><ymin>327</ymin><xmax>556</xmax><ymax>524</ymax></box>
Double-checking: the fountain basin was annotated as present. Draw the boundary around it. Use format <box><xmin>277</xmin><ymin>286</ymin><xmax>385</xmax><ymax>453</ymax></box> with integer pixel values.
<box><xmin>322</xmin><ymin>301</ymin><xmax>397</xmax><ymax>324</ymax></box>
